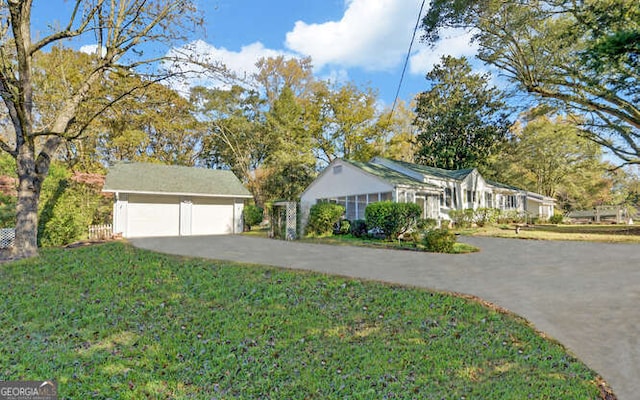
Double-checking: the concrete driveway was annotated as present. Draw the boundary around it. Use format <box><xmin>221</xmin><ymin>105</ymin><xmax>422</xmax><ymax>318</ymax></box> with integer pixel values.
<box><xmin>131</xmin><ymin>235</ymin><xmax>640</xmax><ymax>400</ymax></box>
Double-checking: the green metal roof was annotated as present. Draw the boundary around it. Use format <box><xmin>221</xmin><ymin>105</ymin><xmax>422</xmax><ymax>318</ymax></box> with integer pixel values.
<box><xmin>486</xmin><ymin>180</ymin><xmax>524</xmax><ymax>191</ymax></box>
<box><xmin>343</xmin><ymin>159</ymin><xmax>440</xmax><ymax>190</ymax></box>
<box><xmin>383</xmin><ymin>158</ymin><xmax>475</xmax><ymax>181</ymax></box>
<box><xmin>103</xmin><ymin>163</ymin><xmax>252</xmax><ymax>198</ymax></box>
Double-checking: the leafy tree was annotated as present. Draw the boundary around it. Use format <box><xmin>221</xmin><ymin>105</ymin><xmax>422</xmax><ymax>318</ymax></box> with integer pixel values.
<box><xmin>421</xmin><ymin>0</ymin><xmax>640</xmax><ymax>165</ymax></box>
<box><xmin>311</xmin><ymin>81</ymin><xmax>382</xmax><ymax>164</ymax></box>
<box><xmin>376</xmin><ymin>100</ymin><xmax>418</xmax><ymax>162</ymax></box>
<box><xmin>193</xmin><ymin>85</ymin><xmax>270</xmax><ymax>204</ymax></box>
<box><xmin>262</xmin><ymin>86</ymin><xmax>316</xmax><ymax>201</ymax></box>
<box><xmin>254</xmin><ymin>56</ymin><xmax>316</xmax><ymax>107</ymax></box>
<box><xmin>0</xmin><ymin>0</ymin><xmax>200</xmax><ymax>258</ymax></box>
<box><xmin>413</xmin><ymin>56</ymin><xmax>510</xmax><ymax>170</ymax></box>
<box><xmin>483</xmin><ymin>111</ymin><xmax>615</xmax><ymax>211</ymax></box>
<box><xmin>86</xmin><ymin>78</ymin><xmax>205</xmax><ymax>166</ymax></box>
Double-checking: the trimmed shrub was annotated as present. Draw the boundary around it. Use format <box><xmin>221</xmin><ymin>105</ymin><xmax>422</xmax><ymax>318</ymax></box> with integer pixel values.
<box><xmin>305</xmin><ymin>202</ymin><xmax>344</xmax><ymax>237</ymax></box>
<box><xmin>350</xmin><ymin>219</ymin><xmax>368</xmax><ymax>238</ymax></box>
<box><xmin>549</xmin><ymin>214</ymin><xmax>564</xmax><ymax>224</ymax></box>
<box><xmin>416</xmin><ymin>218</ymin><xmax>438</xmax><ymax>230</ymax></box>
<box><xmin>365</xmin><ymin>201</ymin><xmax>421</xmax><ymax>240</ymax></box>
<box><xmin>244</xmin><ymin>205</ymin><xmax>263</xmax><ymax>230</ymax></box>
<box><xmin>449</xmin><ymin>209</ymin><xmax>475</xmax><ymax>228</ymax></box>
<box><xmin>474</xmin><ymin>208</ymin><xmax>500</xmax><ymax>227</ymax></box>
<box><xmin>337</xmin><ymin>219</ymin><xmax>351</xmax><ymax>235</ymax></box>
<box><xmin>423</xmin><ymin>229</ymin><xmax>457</xmax><ymax>253</ymax></box>
<box><xmin>497</xmin><ymin>210</ymin><xmax>526</xmax><ymax>224</ymax></box>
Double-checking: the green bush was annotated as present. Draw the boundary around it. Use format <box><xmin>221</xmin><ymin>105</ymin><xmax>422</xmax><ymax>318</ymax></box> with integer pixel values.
<box><xmin>365</xmin><ymin>201</ymin><xmax>421</xmax><ymax>240</ymax></box>
<box><xmin>549</xmin><ymin>214</ymin><xmax>564</xmax><ymax>224</ymax></box>
<box><xmin>244</xmin><ymin>204</ymin><xmax>263</xmax><ymax>230</ymax></box>
<box><xmin>337</xmin><ymin>219</ymin><xmax>351</xmax><ymax>235</ymax></box>
<box><xmin>497</xmin><ymin>210</ymin><xmax>527</xmax><ymax>224</ymax></box>
<box><xmin>0</xmin><ymin>193</ymin><xmax>16</xmax><ymax>229</ymax></box>
<box><xmin>350</xmin><ymin>219</ymin><xmax>368</xmax><ymax>238</ymax></box>
<box><xmin>449</xmin><ymin>209</ymin><xmax>475</xmax><ymax>228</ymax></box>
<box><xmin>423</xmin><ymin>229</ymin><xmax>457</xmax><ymax>253</ymax></box>
<box><xmin>305</xmin><ymin>202</ymin><xmax>344</xmax><ymax>237</ymax></box>
<box><xmin>38</xmin><ymin>163</ymin><xmax>110</xmax><ymax>247</ymax></box>
<box><xmin>474</xmin><ymin>208</ymin><xmax>501</xmax><ymax>227</ymax></box>
<box><xmin>416</xmin><ymin>218</ymin><xmax>438</xmax><ymax>230</ymax></box>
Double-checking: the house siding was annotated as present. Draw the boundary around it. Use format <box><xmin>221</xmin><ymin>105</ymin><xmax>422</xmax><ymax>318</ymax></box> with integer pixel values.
<box><xmin>300</xmin><ymin>158</ymin><xmax>555</xmax><ymax>231</ymax></box>
<box><xmin>300</xmin><ymin>160</ymin><xmax>396</xmax><ymax>232</ymax></box>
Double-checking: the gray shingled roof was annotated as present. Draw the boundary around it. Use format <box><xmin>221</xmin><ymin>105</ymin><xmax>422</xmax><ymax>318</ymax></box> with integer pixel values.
<box><xmin>344</xmin><ymin>159</ymin><xmax>440</xmax><ymax>191</ymax></box>
<box><xmin>103</xmin><ymin>163</ymin><xmax>252</xmax><ymax>198</ymax></box>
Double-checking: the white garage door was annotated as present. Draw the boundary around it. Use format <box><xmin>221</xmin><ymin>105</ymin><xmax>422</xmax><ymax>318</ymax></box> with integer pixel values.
<box><xmin>127</xmin><ymin>194</ymin><xmax>180</xmax><ymax>237</ymax></box>
<box><xmin>191</xmin><ymin>197</ymin><xmax>235</xmax><ymax>235</ymax></box>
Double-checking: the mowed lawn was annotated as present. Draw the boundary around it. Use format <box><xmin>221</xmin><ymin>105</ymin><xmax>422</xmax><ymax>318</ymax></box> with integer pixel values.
<box><xmin>0</xmin><ymin>243</ymin><xmax>610</xmax><ymax>399</ymax></box>
<box><xmin>467</xmin><ymin>224</ymin><xmax>640</xmax><ymax>243</ymax></box>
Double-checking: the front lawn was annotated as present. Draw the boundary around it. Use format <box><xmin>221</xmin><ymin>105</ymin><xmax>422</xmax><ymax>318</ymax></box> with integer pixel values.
<box><xmin>0</xmin><ymin>243</ymin><xmax>612</xmax><ymax>399</ymax></box>
<box><xmin>464</xmin><ymin>224</ymin><xmax>640</xmax><ymax>243</ymax></box>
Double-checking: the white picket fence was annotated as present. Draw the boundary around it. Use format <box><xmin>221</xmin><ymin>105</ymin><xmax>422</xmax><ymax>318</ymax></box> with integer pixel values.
<box><xmin>0</xmin><ymin>225</ymin><xmax>113</xmax><ymax>250</ymax></box>
<box><xmin>88</xmin><ymin>224</ymin><xmax>113</xmax><ymax>240</ymax></box>
<box><xmin>0</xmin><ymin>228</ymin><xmax>15</xmax><ymax>249</ymax></box>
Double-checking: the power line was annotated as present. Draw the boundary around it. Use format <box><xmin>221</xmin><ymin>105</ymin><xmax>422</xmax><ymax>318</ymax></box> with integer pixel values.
<box><xmin>386</xmin><ymin>0</ymin><xmax>426</xmax><ymax>129</ymax></box>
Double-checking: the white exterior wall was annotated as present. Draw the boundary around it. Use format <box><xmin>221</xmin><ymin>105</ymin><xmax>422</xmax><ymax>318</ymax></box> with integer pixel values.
<box><xmin>112</xmin><ymin>193</ymin><xmax>244</xmax><ymax>238</ymax></box>
<box><xmin>301</xmin><ymin>161</ymin><xmax>394</xmax><ymax>202</ymax></box>
<box><xmin>526</xmin><ymin>197</ymin><xmax>554</xmax><ymax>220</ymax></box>
<box><xmin>300</xmin><ymin>160</ymin><xmax>394</xmax><ymax>228</ymax></box>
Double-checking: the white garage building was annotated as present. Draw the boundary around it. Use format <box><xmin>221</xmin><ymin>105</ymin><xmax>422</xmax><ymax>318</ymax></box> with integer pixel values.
<box><xmin>103</xmin><ymin>163</ymin><xmax>252</xmax><ymax>238</ymax></box>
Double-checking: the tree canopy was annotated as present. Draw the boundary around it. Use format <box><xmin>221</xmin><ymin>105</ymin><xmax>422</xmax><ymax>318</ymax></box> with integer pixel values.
<box><xmin>0</xmin><ymin>0</ymin><xmax>201</xmax><ymax>257</ymax></box>
<box><xmin>421</xmin><ymin>0</ymin><xmax>640</xmax><ymax>165</ymax></box>
<box><xmin>413</xmin><ymin>56</ymin><xmax>510</xmax><ymax>170</ymax></box>
<box><xmin>483</xmin><ymin>110</ymin><xmax>616</xmax><ymax>211</ymax></box>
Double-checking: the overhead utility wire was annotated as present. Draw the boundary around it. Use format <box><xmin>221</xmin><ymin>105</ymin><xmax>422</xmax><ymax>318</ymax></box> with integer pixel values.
<box><xmin>386</xmin><ymin>0</ymin><xmax>427</xmax><ymax>130</ymax></box>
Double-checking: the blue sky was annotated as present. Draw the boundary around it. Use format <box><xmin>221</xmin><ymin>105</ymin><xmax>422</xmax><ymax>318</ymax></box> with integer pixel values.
<box><xmin>33</xmin><ymin>0</ymin><xmax>479</xmax><ymax>107</ymax></box>
<box><xmin>186</xmin><ymin>0</ymin><xmax>479</xmax><ymax>106</ymax></box>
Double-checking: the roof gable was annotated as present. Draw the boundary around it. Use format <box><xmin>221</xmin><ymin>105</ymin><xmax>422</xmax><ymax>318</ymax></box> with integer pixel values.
<box><xmin>376</xmin><ymin>157</ymin><xmax>475</xmax><ymax>181</ymax></box>
<box><xmin>103</xmin><ymin>163</ymin><xmax>252</xmax><ymax>198</ymax></box>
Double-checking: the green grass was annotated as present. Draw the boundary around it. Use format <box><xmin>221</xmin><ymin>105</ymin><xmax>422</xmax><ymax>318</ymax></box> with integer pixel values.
<box><xmin>463</xmin><ymin>224</ymin><xmax>640</xmax><ymax>243</ymax></box>
<box><xmin>0</xmin><ymin>243</ymin><xmax>609</xmax><ymax>399</ymax></box>
<box><xmin>300</xmin><ymin>234</ymin><xmax>479</xmax><ymax>254</ymax></box>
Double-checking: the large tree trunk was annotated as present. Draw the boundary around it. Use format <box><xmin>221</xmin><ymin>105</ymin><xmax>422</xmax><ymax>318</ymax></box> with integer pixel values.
<box><xmin>12</xmin><ymin>144</ymin><xmax>48</xmax><ymax>259</ymax></box>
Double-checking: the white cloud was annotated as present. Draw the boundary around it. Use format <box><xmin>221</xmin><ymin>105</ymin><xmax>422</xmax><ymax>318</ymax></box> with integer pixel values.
<box><xmin>409</xmin><ymin>28</ymin><xmax>478</xmax><ymax>75</ymax></box>
<box><xmin>162</xmin><ymin>1</ymin><xmax>479</xmax><ymax>96</ymax></box>
<box><xmin>285</xmin><ymin>0</ymin><xmax>420</xmax><ymax>71</ymax></box>
<box><xmin>186</xmin><ymin>40</ymin><xmax>289</xmax><ymax>78</ymax></box>
<box><xmin>163</xmin><ymin>39</ymin><xmax>295</xmax><ymax>94</ymax></box>
<box><xmin>320</xmin><ymin>68</ymin><xmax>350</xmax><ymax>85</ymax></box>
<box><xmin>79</xmin><ymin>44</ymin><xmax>106</xmax><ymax>56</ymax></box>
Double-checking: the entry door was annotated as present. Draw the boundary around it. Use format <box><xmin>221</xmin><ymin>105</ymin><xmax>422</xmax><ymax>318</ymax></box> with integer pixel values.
<box><xmin>180</xmin><ymin>199</ymin><xmax>192</xmax><ymax>236</ymax></box>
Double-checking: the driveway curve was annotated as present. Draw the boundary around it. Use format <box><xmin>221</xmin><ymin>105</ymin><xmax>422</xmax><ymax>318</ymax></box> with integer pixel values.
<box><xmin>131</xmin><ymin>235</ymin><xmax>640</xmax><ymax>400</ymax></box>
